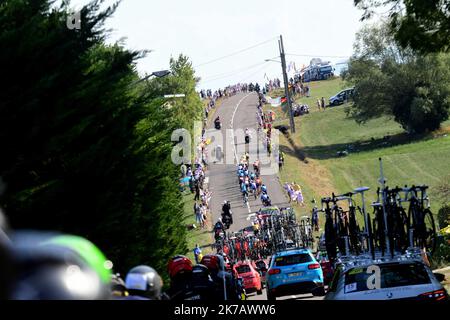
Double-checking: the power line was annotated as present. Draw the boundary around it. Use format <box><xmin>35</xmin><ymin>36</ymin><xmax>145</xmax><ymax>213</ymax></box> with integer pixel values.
<box><xmin>201</xmin><ymin>61</ymin><xmax>267</xmax><ymax>83</ymax></box>
<box><xmin>239</xmin><ymin>63</ymin><xmax>271</xmax><ymax>83</ymax></box>
<box><xmin>287</xmin><ymin>53</ymin><xmax>349</xmax><ymax>59</ymax></box>
<box><xmin>194</xmin><ymin>37</ymin><xmax>278</xmax><ymax>68</ymax></box>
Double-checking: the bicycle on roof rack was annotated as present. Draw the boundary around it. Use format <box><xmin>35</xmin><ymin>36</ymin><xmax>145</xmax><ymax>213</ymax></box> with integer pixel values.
<box><xmin>404</xmin><ymin>185</ymin><xmax>436</xmax><ymax>254</ymax></box>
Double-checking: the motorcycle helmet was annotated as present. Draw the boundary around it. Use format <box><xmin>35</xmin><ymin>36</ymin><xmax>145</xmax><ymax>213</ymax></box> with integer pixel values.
<box><xmin>191</xmin><ymin>264</ymin><xmax>212</xmax><ymax>283</ymax></box>
<box><xmin>167</xmin><ymin>255</ymin><xmax>193</xmax><ymax>279</ymax></box>
<box><xmin>200</xmin><ymin>254</ymin><xmax>223</xmax><ymax>272</ymax></box>
<box><xmin>9</xmin><ymin>231</ymin><xmax>112</xmax><ymax>300</ymax></box>
<box><xmin>125</xmin><ymin>265</ymin><xmax>163</xmax><ymax>300</ymax></box>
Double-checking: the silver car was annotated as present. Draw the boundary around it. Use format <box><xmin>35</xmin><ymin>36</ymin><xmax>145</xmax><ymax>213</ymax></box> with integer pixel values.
<box><xmin>320</xmin><ymin>258</ymin><xmax>448</xmax><ymax>300</ymax></box>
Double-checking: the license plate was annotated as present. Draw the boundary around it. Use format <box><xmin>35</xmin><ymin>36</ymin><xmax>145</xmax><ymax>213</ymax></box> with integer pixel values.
<box><xmin>288</xmin><ymin>272</ymin><xmax>303</xmax><ymax>277</ymax></box>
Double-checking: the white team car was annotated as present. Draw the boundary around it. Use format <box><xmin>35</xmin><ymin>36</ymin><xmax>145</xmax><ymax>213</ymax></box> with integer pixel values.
<box><xmin>319</xmin><ymin>256</ymin><xmax>448</xmax><ymax>301</ymax></box>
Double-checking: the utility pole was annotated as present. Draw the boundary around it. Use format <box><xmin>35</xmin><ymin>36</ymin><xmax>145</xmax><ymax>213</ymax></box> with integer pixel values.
<box><xmin>279</xmin><ymin>35</ymin><xmax>295</xmax><ymax>133</ymax></box>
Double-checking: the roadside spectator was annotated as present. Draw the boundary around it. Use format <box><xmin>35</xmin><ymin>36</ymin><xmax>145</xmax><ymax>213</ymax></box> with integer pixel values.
<box><xmin>321</xmin><ymin>97</ymin><xmax>326</xmax><ymax>110</ymax></box>
<box><xmin>181</xmin><ymin>163</ymin><xmax>187</xmax><ymax>177</ymax></box>
<box><xmin>317</xmin><ymin>99</ymin><xmax>321</xmax><ymax>111</ymax></box>
<box><xmin>194</xmin><ymin>244</ymin><xmax>202</xmax><ymax>264</ymax></box>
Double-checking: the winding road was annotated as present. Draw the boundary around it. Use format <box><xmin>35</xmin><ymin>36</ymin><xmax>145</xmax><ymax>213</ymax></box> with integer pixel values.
<box><xmin>205</xmin><ymin>92</ymin><xmax>322</xmax><ymax>300</ymax></box>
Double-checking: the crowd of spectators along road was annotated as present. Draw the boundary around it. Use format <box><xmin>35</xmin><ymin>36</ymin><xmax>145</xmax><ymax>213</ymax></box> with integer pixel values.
<box><xmin>0</xmin><ymin>77</ymin><xmax>319</xmax><ymax>301</ymax></box>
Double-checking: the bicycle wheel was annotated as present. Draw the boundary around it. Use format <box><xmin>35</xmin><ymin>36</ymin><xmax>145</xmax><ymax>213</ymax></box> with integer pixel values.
<box><xmin>391</xmin><ymin>207</ymin><xmax>408</xmax><ymax>254</ymax></box>
<box><xmin>420</xmin><ymin>209</ymin><xmax>437</xmax><ymax>254</ymax></box>
<box><xmin>367</xmin><ymin>212</ymin><xmax>375</xmax><ymax>259</ymax></box>
<box><xmin>348</xmin><ymin>210</ymin><xmax>360</xmax><ymax>255</ymax></box>
<box><xmin>372</xmin><ymin>207</ymin><xmax>386</xmax><ymax>255</ymax></box>
<box><xmin>324</xmin><ymin>216</ymin><xmax>337</xmax><ymax>261</ymax></box>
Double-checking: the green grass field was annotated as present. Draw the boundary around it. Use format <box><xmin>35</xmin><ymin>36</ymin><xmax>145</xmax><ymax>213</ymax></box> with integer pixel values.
<box><xmin>270</xmin><ymin>78</ymin><xmax>450</xmax><ymax>224</ymax></box>
<box><xmin>182</xmin><ymin>192</ymin><xmax>214</xmax><ymax>262</ymax></box>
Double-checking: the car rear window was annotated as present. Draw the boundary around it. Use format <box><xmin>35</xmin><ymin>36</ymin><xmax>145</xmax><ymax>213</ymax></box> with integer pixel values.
<box><xmin>274</xmin><ymin>253</ymin><xmax>312</xmax><ymax>266</ymax></box>
<box><xmin>344</xmin><ymin>262</ymin><xmax>431</xmax><ymax>293</ymax></box>
<box><xmin>236</xmin><ymin>265</ymin><xmax>251</xmax><ymax>274</ymax></box>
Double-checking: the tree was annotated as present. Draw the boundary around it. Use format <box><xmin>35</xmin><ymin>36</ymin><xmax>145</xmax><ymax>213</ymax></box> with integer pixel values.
<box><xmin>354</xmin><ymin>0</ymin><xmax>450</xmax><ymax>53</ymax></box>
<box><xmin>344</xmin><ymin>23</ymin><xmax>450</xmax><ymax>133</ymax></box>
<box><xmin>0</xmin><ymin>0</ymin><xmax>194</xmax><ymax>281</ymax></box>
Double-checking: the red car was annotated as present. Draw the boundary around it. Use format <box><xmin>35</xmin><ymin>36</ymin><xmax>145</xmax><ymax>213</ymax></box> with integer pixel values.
<box><xmin>233</xmin><ymin>261</ymin><xmax>263</xmax><ymax>295</ymax></box>
<box><xmin>315</xmin><ymin>251</ymin><xmax>334</xmax><ymax>285</ymax></box>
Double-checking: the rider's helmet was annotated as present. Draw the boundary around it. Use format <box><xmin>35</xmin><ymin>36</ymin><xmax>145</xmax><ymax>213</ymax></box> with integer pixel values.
<box><xmin>167</xmin><ymin>255</ymin><xmax>193</xmax><ymax>279</ymax></box>
<box><xmin>200</xmin><ymin>254</ymin><xmax>225</xmax><ymax>273</ymax></box>
<box><xmin>125</xmin><ymin>265</ymin><xmax>163</xmax><ymax>300</ymax></box>
<box><xmin>9</xmin><ymin>232</ymin><xmax>112</xmax><ymax>300</ymax></box>
<box><xmin>191</xmin><ymin>264</ymin><xmax>213</xmax><ymax>286</ymax></box>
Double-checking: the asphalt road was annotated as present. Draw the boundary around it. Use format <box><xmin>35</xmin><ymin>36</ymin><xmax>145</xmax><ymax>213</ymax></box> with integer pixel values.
<box><xmin>205</xmin><ymin>92</ymin><xmax>323</xmax><ymax>301</ymax></box>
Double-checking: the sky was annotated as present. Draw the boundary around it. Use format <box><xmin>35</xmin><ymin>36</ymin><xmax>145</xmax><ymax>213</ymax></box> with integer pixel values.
<box><xmin>68</xmin><ymin>0</ymin><xmax>369</xmax><ymax>90</ymax></box>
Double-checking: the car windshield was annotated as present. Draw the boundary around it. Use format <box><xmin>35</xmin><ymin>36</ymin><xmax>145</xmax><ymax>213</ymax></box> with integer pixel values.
<box><xmin>344</xmin><ymin>262</ymin><xmax>431</xmax><ymax>293</ymax></box>
<box><xmin>236</xmin><ymin>265</ymin><xmax>251</xmax><ymax>273</ymax></box>
<box><xmin>274</xmin><ymin>253</ymin><xmax>312</xmax><ymax>266</ymax></box>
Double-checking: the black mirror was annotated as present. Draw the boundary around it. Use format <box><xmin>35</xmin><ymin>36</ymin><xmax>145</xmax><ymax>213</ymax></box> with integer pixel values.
<box><xmin>311</xmin><ymin>286</ymin><xmax>326</xmax><ymax>297</ymax></box>
<box><xmin>434</xmin><ymin>272</ymin><xmax>446</xmax><ymax>282</ymax></box>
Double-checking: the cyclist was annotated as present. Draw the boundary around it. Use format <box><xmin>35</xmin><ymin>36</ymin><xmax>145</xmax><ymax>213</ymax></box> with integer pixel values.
<box><xmin>261</xmin><ymin>184</ymin><xmax>268</xmax><ymax>194</ymax></box>
<box><xmin>123</xmin><ymin>265</ymin><xmax>164</xmax><ymax>300</ymax></box>
<box><xmin>253</xmin><ymin>159</ymin><xmax>260</xmax><ymax>175</ymax></box>
<box><xmin>250</xmin><ymin>180</ymin><xmax>257</xmax><ymax>198</ymax></box>
<box><xmin>241</xmin><ymin>183</ymin><xmax>249</xmax><ymax>205</ymax></box>
<box><xmin>214</xmin><ymin>116</ymin><xmax>221</xmax><ymax>129</ymax></box>
<box><xmin>222</xmin><ymin>201</ymin><xmax>233</xmax><ymax>225</ymax></box>
<box><xmin>261</xmin><ymin>193</ymin><xmax>271</xmax><ymax>206</ymax></box>
<box><xmin>201</xmin><ymin>254</ymin><xmax>239</xmax><ymax>301</ymax></box>
<box><xmin>214</xmin><ymin>218</ymin><xmax>225</xmax><ymax>241</ymax></box>
<box><xmin>245</xmin><ymin>152</ymin><xmax>250</xmax><ymax>163</ymax></box>
<box><xmin>245</xmin><ymin>128</ymin><xmax>251</xmax><ymax>144</ymax></box>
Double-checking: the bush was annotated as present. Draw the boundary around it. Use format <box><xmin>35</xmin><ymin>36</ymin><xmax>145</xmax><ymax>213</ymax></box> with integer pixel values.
<box><xmin>438</xmin><ymin>206</ymin><xmax>450</xmax><ymax>229</ymax></box>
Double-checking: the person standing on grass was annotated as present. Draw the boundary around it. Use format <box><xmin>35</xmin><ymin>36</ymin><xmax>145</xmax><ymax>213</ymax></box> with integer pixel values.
<box><xmin>181</xmin><ymin>163</ymin><xmax>187</xmax><ymax>177</ymax></box>
<box><xmin>321</xmin><ymin>97</ymin><xmax>325</xmax><ymax>110</ymax></box>
<box><xmin>194</xmin><ymin>244</ymin><xmax>202</xmax><ymax>264</ymax></box>
<box><xmin>317</xmin><ymin>99</ymin><xmax>321</xmax><ymax>111</ymax></box>
<box><xmin>194</xmin><ymin>180</ymin><xmax>200</xmax><ymax>201</ymax></box>
<box><xmin>278</xmin><ymin>153</ymin><xmax>284</xmax><ymax>171</ymax></box>
<box><xmin>194</xmin><ymin>201</ymin><xmax>201</xmax><ymax>222</ymax></box>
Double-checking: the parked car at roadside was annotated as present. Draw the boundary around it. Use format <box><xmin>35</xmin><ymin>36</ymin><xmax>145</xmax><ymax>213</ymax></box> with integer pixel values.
<box><xmin>329</xmin><ymin>87</ymin><xmax>354</xmax><ymax>106</ymax></box>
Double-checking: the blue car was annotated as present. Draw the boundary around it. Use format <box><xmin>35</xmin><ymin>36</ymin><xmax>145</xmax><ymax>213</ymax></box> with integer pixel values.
<box><xmin>266</xmin><ymin>248</ymin><xmax>324</xmax><ymax>300</ymax></box>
